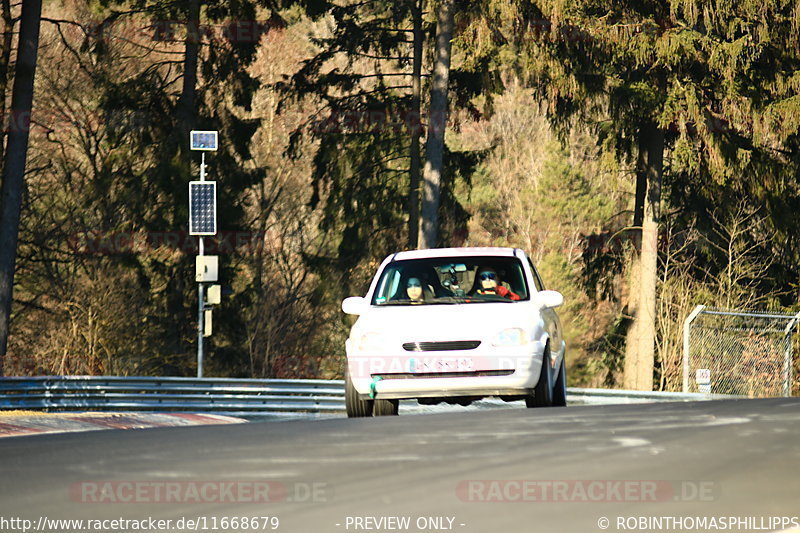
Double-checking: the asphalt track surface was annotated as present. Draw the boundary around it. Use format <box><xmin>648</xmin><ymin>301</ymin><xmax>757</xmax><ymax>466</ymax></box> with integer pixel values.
<box><xmin>1</xmin><ymin>399</ymin><xmax>799</xmax><ymax>533</ymax></box>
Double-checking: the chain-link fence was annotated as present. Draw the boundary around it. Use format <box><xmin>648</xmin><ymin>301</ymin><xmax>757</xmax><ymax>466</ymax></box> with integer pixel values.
<box><xmin>683</xmin><ymin>306</ymin><xmax>800</xmax><ymax>397</ymax></box>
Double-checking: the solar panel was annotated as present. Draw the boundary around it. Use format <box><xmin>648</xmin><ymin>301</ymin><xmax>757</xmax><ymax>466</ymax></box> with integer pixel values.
<box><xmin>189</xmin><ymin>181</ymin><xmax>217</xmax><ymax>235</ymax></box>
<box><xmin>190</xmin><ymin>130</ymin><xmax>218</xmax><ymax>151</ymax></box>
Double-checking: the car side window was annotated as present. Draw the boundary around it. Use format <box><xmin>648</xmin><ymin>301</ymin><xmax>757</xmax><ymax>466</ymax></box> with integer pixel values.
<box><xmin>527</xmin><ymin>258</ymin><xmax>544</xmax><ymax>292</ymax></box>
<box><xmin>374</xmin><ymin>269</ymin><xmax>400</xmax><ymax>303</ymax></box>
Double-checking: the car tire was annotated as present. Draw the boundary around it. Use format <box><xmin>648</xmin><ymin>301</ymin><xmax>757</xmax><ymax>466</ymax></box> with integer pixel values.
<box><xmin>373</xmin><ymin>399</ymin><xmax>399</xmax><ymax>416</ymax></box>
<box><xmin>345</xmin><ymin>365</ymin><xmax>373</xmax><ymax>418</ymax></box>
<box><xmin>552</xmin><ymin>354</ymin><xmax>567</xmax><ymax>407</ymax></box>
<box><xmin>526</xmin><ymin>344</ymin><xmax>553</xmax><ymax>408</ymax></box>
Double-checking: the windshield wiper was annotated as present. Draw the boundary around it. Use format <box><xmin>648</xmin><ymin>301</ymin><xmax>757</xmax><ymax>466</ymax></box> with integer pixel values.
<box><xmin>377</xmin><ymin>295</ymin><xmax>514</xmax><ymax>305</ymax></box>
<box><xmin>378</xmin><ymin>300</ymin><xmax>416</xmax><ymax>306</ymax></box>
<box><xmin>377</xmin><ymin>298</ymin><xmax>459</xmax><ymax>306</ymax></box>
<box><xmin>457</xmin><ymin>294</ymin><xmax>515</xmax><ymax>303</ymax></box>
<box><xmin>428</xmin><ymin>296</ymin><xmax>465</xmax><ymax>304</ymax></box>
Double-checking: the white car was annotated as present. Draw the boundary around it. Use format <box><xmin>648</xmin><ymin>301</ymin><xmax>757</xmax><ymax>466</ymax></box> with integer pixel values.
<box><xmin>341</xmin><ymin>247</ymin><xmax>566</xmax><ymax>417</ymax></box>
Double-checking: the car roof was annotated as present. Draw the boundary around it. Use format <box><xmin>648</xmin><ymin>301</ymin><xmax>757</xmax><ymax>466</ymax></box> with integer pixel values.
<box><xmin>391</xmin><ymin>247</ymin><xmax>521</xmax><ymax>260</ymax></box>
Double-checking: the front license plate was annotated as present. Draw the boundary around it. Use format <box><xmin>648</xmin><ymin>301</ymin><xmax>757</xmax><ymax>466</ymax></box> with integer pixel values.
<box><xmin>409</xmin><ymin>357</ymin><xmax>475</xmax><ymax>373</ymax></box>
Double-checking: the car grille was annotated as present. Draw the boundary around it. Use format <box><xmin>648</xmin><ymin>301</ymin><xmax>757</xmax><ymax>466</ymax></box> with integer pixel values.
<box><xmin>402</xmin><ymin>340</ymin><xmax>481</xmax><ymax>352</ymax></box>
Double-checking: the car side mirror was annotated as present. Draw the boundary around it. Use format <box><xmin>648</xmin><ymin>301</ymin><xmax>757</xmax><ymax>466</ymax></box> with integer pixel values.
<box><xmin>342</xmin><ymin>296</ymin><xmax>368</xmax><ymax>315</ymax></box>
<box><xmin>536</xmin><ymin>290</ymin><xmax>564</xmax><ymax>309</ymax></box>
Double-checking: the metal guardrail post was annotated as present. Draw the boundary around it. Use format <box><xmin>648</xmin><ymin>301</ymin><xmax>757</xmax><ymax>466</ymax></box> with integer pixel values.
<box><xmin>683</xmin><ymin>305</ymin><xmax>706</xmax><ymax>393</ymax></box>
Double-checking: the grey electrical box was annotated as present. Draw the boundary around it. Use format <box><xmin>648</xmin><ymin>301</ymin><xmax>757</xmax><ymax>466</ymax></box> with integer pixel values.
<box><xmin>207</xmin><ymin>284</ymin><xmax>221</xmax><ymax>305</ymax></box>
<box><xmin>195</xmin><ymin>256</ymin><xmax>219</xmax><ymax>282</ymax></box>
<box><xmin>204</xmin><ymin>309</ymin><xmax>213</xmax><ymax>337</ymax></box>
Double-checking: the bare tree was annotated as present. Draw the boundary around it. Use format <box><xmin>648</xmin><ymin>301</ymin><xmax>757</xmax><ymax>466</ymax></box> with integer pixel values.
<box><xmin>0</xmin><ymin>0</ymin><xmax>43</xmax><ymax>372</ymax></box>
<box><xmin>0</xmin><ymin>0</ymin><xmax>15</xmax><ymax>172</ymax></box>
<box><xmin>654</xmin><ymin>203</ymin><xmax>778</xmax><ymax>392</ymax></box>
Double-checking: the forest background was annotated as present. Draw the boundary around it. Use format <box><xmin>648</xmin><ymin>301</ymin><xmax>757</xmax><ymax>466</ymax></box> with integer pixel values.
<box><xmin>1</xmin><ymin>0</ymin><xmax>799</xmax><ymax>393</ymax></box>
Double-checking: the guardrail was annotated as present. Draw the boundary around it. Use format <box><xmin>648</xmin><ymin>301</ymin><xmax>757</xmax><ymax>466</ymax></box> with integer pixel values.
<box><xmin>566</xmin><ymin>387</ymin><xmax>747</xmax><ymax>404</ymax></box>
<box><xmin>0</xmin><ymin>376</ymin><xmax>748</xmax><ymax>416</ymax></box>
<box><xmin>0</xmin><ymin>376</ymin><xmax>346</xmax><ymax>416</ymax></box>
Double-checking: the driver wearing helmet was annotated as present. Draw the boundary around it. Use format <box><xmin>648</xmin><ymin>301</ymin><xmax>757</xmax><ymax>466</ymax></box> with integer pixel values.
<box><xmin>473</xmin><ymin>267</ymin><xmax>520</xmax><ymax>300</ymax></box>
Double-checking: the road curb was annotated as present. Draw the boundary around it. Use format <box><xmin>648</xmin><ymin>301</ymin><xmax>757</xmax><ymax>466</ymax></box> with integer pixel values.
<box><xmin>0</xmin><ymin>412</ymin><xmax>246</xmax><ymax>438</ymax></box>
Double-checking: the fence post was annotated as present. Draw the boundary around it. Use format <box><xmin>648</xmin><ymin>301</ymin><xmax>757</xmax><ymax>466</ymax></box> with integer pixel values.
<box><xmin>782</xmin><ymin>312</ymin><xmax>800</xmax><ymax>397</ymax></box>
<box><xmin>683</xmin><ymin>305</ymin><xmax>706</xmax><ymax>393</ymax></box>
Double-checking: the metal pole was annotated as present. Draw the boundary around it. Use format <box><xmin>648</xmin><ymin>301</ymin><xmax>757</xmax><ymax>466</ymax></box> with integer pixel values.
<box><xmin>783</xmin><ymin>331</ymin><xmax>790</xmax><ymax>398</ymax></box>
<box><xmin>197</xmin><ymin>151</ymin><xmax>206</xmax><ymax>378</ymax></box>
<box><xmin>781</xmin><ymin>312</ymin><xmax>800</xmax><ymax>397</ymax></box>
<box><xmin>683</xmin><ymin>305</ymin><xmax>706</xmax><ymax>393</ymax></box>
<box><xmin>197</xmin><ymin>270</ymin><xmax>204</xmax><ymax>378</ymax></box>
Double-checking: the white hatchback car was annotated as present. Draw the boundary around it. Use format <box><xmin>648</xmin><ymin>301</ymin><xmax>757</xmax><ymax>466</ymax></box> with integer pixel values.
<box><xmin>341</xmin><ymin>247</ymin><xmax>566</xmax><ymax>417</ymax></box>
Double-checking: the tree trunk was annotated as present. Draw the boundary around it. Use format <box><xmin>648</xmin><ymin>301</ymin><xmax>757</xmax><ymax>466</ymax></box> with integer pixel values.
<box><xmin>0</xmin><ymin>0</ymin><xmax>43</xmax><ymax>371</ymax></box>
<box><xmin>0</xmin><ymin>0</ymin><xmax>15</xmax><ymax>177</ymax></box>
<box><xmin>177</xmin><ymin>0</ymin><xmax>200</xmax><ymax>140</ymax></box>
<box><xmin>633</xmin><ymin>132</ymin><xmax>647</xmax><ymax>230</ymax></box>
<box><xmin>623</xmin><ymin>128</ymin><xmax>648</xmax><ymax>388</ymax></box>
<box><xmin>633</xmin><ymin>119</ymin><xmax>664</xmax><ymax>391</ymax></box>
<box><xmin>418</xmin><ymin>0</ymin><xmax>454</xmax><ymax>249</ymax></box>
<box><xmin>168</xmin><ymin>0</ymin><xmax>200</xmax><ymax>359</ymax></box>
<box><xmin>407</xmin><ymin>0</ymin><xmax>423</xmax><ymax>249</ymax></box>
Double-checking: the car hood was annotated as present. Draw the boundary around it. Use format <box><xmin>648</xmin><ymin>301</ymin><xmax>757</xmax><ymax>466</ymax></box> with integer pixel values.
<box><xmin>352</xmin><ymin>302</ymin><xmax>536</xmax><ymax>342</ymax></box>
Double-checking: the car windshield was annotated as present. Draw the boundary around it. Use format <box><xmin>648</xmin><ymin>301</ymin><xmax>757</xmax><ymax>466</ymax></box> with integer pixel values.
<box><xmin>371</xmin><ymin>256</ymin><xmax>530</xmax><ymax>305</ymax></box>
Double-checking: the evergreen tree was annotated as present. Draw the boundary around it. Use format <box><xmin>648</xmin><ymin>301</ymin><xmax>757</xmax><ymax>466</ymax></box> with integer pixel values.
<box><xmin>506</xmin><ymin>0</ymin><xmax>800</xmax><ymax>388</ymax></box>
<box><xmin>418</xmin><ymin>0</ymin><xmax>454</xmax><ymax>249</ymax></box>
<box><xmin>277</xmin><ymin>0</ymin><xmax>486</xmax><ymax>297</ymax></box>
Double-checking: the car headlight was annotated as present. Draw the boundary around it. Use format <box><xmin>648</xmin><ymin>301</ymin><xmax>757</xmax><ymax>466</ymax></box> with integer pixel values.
<box><xmin>492</xmin><ymin>327</ymin><xmax>528</xmax><ymax>347</ymax></box>
<box><xmin>358</xmin><ymin>332</ymin><xmax>386</xmax><ymax>352</ymax></box>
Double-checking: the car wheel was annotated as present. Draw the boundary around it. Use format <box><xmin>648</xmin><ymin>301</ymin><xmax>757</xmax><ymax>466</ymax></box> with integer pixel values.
<box><xmin>526</xmin><ymin>344</ymin><xmax>553</xmax><ymax>408</ymax></box>
<box><xmin>373</xmin><ymin>399</ymin><xmax>399</xmax><ymax>416</ymax></box>
<box><xmin>345</xmin><ymin>365</ymin><xmax>373</xmax><ymax>418</ymax></box>
<box><xmin>552</xmin><ymin>354</ymin><xmax>567</xmax><ymax>407</ymax></box>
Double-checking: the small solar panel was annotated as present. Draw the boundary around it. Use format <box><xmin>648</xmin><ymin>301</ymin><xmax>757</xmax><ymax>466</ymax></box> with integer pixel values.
<box><xmin>189</xmin><ymin>181</ymin><xmax>217</xmax><ymax>235</ymax></box>
<box><xmin>190</xmin><ymin>130</ymin><xmax>218</xmax><ymax>151</ymax></box>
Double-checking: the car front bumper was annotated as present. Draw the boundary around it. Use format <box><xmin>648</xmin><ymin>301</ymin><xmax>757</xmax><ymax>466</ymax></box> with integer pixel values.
<box><xmin>347</xmin><ymin>341</ymin><xmax>546</xmax><ymax>401</ymax></box>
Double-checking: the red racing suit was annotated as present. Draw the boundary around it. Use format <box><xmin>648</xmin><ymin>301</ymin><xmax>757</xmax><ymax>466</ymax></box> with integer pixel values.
<box><xmin>477</xmin><ymin>285</ymin><xmax>521</xmax><ymax>300</ymax></box>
